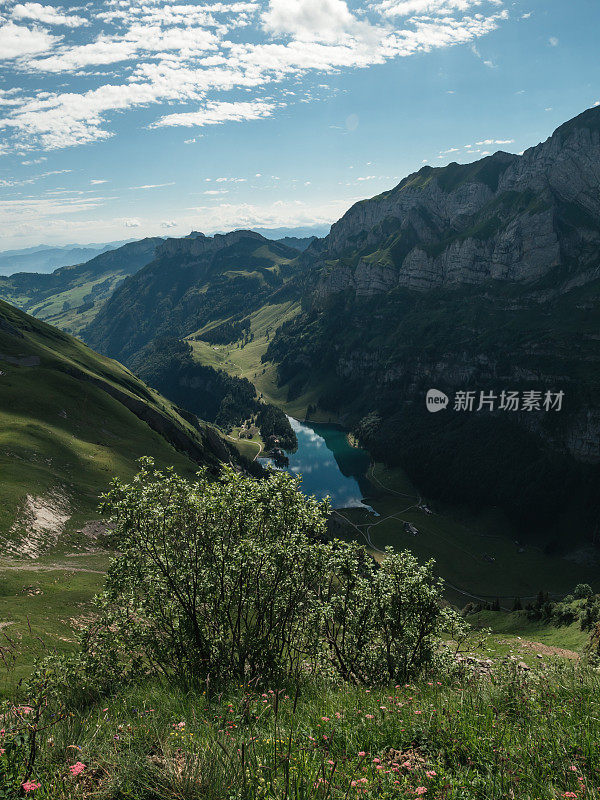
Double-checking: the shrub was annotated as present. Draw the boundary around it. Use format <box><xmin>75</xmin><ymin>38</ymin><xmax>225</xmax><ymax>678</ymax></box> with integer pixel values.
<box><xmin>94</xmin><ymin>460</ymin><xmax>329</xmax><ymax>687</ymax></box>
<box><xmin>45</xmin><ymin>460</ymin><xmax>458</xmax><ymax>694</ymax></box>
<box><xmin>321</xmin><ymin>543</ymin><xmax>462</xmax><ymax>684</ymax></box>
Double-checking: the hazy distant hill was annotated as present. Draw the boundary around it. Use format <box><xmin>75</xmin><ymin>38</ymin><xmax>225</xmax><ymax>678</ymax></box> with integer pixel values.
<box><xmin>0</xmin><ymin>238</ymin><xmax>162</xmax><ymax>335</ymax></box>
<box><xmin>0</xmin><ymin>241</ymin><xmax>131</xmax><ymax>276</ymax></box>
<box><xmin>276</xmin><ymin>236</ymin><xmax>317</xmax><ymax>251</ymax></box>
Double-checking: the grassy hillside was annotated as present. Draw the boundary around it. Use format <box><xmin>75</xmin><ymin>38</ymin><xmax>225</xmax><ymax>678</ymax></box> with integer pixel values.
<box><xmin>0</xmin><ymin>299</ymin><xmax>228</xmax><ymax>555</ymax></box>
<box><xmin>84</xmin><ymin>231</ymin><xmax>300</xmax><ymax>365</ymax></box>
<box><xmin>0</xmin><ymin>238</ymin><xmax>160</xmax><ymax>337</ymax></box>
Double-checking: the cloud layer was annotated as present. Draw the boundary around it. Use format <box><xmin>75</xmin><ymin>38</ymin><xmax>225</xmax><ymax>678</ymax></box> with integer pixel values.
<box><xmin>0</xmin><ymin>0</ymin><xmax>509</xmax><ymax>152</ymax></box>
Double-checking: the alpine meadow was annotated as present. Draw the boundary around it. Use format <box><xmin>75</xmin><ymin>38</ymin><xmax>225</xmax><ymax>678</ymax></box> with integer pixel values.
<box><xmin>0</xmin><ymin>0</ymin><xmax>599</xmax><ymax>797</ymax></box>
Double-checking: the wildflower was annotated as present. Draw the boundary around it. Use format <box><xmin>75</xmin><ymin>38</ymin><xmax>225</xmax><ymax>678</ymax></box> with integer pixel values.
<box><xmin>321</xmin><ymin>717</ymin><xmax>330</xmax><ymax>722</ymax></box>
<box><xmin>69</xmin><ymin>762</ymin><xmax>86</xmax><ymax>776</ymax></box>
<box><xmin>570</xmin><ymin>767</ymin><xmax>578</xmax><ymax>772</ymax></box>
<box><xmin>373</xmin><ymin>758</ymin><xmax>381</xmax><ymax>764</ymax></box>
<box><xmin>415</xmin><ymin>788</ymin><xmax>427</xmax><ymax>796</ymax></box>
<box><xmin>425</xmin><ymin>770</ymin><xmax>436</xmax><ymax>779</ymax></box>
<box><xmin>358</xmin><ymin>751</ymin><xmax>366</xmax><ymax>757</ymax></box>
<box><xmin>22</xmin><ymin>781</ymin><xmax>41</xmax><ymax>793</ymax></box>
<box><xmin>562</xmin><ymin>794</ymin><xmax>577</xmax><ymax>799</ymax></box>
<box><xmin>365</xmin><ymin>714</ymin><xmax>374</xmax><ymax>719</ymax></box>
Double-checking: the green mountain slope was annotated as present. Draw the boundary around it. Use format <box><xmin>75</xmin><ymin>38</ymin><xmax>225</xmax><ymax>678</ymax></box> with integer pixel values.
<box><xmin>83</xmin><ymin>230</ymin><xmax>300</xmax><ymax>364</ymax></box>
<box><xmin>0</xmin><ymin>238</ymin><xmax>161</xmax><ymax>337</ymax></box>
<box><xmin>0</xmin><ymin>299</ymin><xmax>229</xmax><ymax>556</ymax></box>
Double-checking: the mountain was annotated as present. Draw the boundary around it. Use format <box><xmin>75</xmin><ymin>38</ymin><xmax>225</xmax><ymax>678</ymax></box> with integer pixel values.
<box><xmin>0</xmin><ymin>241</ymin><xmax>131</xmax><ymax>276</ymax></box>
<box><xmin>0</xmin><ymin>238</ymin><xmax>162</xmax><ymax>336</ymax></box>
<box><xmin>84</xmin><ymin>230</ymin><xmax>300</xmax><ymax>364</ymax></box>
<box><xmin>276</xmin><ymin>236</ymin><xmax>317</xmax><ymax>252</ymax></box>
<box><xmin>0</xmin><ymin>299</ymin><xmax>230</xmax><ymax>556</ymax></box>
<box><xmin>260</xmin><ymin>106</ymin><xmax>600</xmax><ymax>538</ymax></box>
<box><xmin>251</xmin><ymin>225</ymin><xmax>331</xmax><ymax>239</ymax></box>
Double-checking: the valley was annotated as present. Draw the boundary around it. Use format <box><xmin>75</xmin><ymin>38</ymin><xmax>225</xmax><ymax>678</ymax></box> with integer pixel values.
<box><xmin>0</xmin><ymin>106</ymin><xmax>599</xmax><ymax>693</ymax></box>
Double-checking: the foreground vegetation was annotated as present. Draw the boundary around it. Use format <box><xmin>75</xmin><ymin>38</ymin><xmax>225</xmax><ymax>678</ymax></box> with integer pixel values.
<box><xmin>2</xmin><ymin>662</ymin><xmax>599</xmax><ymax>798</ymax></box>
<box><xmin>1</xmin><ymin>463</ymin><xmax>598</xmax><ymax>799</ymax></box>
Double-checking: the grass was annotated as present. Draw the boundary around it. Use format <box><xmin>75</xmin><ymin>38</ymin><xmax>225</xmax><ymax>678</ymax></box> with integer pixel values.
<box><xmin>189</xmin><ymin>300</ymin><xmax>337</xmax><ymax>421</ymax></box>
<box><xmin>0</xmin><ymin>558</ymin><xmax>106</xmax><ymax>691</ymax></box>
<box><xmin>335</xmin><ymin>463</ymin><xmax>599</xmax><ymax>606</ymax></box>
<box><xmin>3</xmin><ymin>663</ymin><xmax>600</xmax><ymax>798</ymax></box>
<box><xmin>0</xmin><ymin>299</ymin><xmax>216</xmax><ymax>550</ymax></box>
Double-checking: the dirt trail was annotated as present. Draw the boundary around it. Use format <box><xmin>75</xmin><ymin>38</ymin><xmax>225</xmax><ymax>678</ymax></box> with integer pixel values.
<box><xmin>0</xmin><ymin>559</ymin><xmax>104</xmax><ymax>574</ymax></box>
<box><xmin>514</xmin><ymin>639</ymin><xmax>580</xmax><ymax>660</ymax></box>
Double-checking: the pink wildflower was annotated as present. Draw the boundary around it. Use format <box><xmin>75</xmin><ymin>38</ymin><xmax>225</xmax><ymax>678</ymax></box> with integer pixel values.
<box><xmin>425</xmin><ymin>770</ymin><xmax>437</xmax><ymax>779</ymax></box>
<box><xmin>415</xmin><ymin>788</ymin><xmax>427</xmax><ymax>796</ymax></box>
<box><xmin>358</xmin><ymin>751</ymin><xmax>366</xmax><ymax>757</ymax></box>
<box><xmin>22</xmin><ymin>781</ymin><xmax>41</xmax><ymax>793</ymax></box>
<box><xmin>69</xmin><ymin>762</ymin><xmax>86</xmax><ymax>776</ymax></box>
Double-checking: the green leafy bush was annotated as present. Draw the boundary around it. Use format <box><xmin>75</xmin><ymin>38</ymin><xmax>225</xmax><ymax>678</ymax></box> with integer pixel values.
<box><xmin>39</xmin><ymin>461</ymin><xmax>458</xmax><ymax>698</ymax></box>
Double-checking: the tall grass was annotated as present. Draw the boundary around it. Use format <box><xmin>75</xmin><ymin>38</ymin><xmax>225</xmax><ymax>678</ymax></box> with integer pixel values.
<box><xmin>3</xmin><ymin>662</ymin><xmax>599</xmax><ymax>799</ymax></box>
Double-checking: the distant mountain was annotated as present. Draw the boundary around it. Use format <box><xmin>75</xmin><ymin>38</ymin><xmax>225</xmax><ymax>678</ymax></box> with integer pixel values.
<box><xmin>0</xmin><ymin>241</ymin><xmax>131</xmax><ymax>276</ymax></box>
<box><xmin>251</xmin><ymin>225</ymin><xmax>331</xmax><ymax>239</ymax></box>
<box><xmin>0</xmin><ymin>299</ymin><xmax>230</xmax><ymax>555</ymax></box>
<box><xmin>84</xmin><ymin>230</ymin><xmax>300</xmax><ymax>364</ymax></box>
<box><xmin>0</xmin><ymin>238</ymin><xmax>162</xmax><ymax>336</ymax></box>
<box><xmin>276</xmin><ymin>236</ymin><xmax>317</xmax><ymax>252</ymax></box>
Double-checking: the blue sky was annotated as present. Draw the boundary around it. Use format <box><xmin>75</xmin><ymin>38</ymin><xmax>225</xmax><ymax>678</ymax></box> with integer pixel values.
<box><xmin>0</xmin><ymin>0</ymin><xmax>598</xmax><ymax>248</ymax></box>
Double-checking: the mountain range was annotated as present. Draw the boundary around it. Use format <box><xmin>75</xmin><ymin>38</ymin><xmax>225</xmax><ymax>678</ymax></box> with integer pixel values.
<box><xmin>1</xmin><ymin>105</ymin><xmax>599</xmax><ymax>550</ymax></box>
<box><xmin>0</xmin><ymin>241</ymin><xmax>133</xmax><ymax>277</ymax></box>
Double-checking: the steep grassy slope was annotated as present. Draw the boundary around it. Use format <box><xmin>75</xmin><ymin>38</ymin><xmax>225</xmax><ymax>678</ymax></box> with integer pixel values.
<box><xmin>0</xmin><ymin>299</ymin><xmax>228</xmax><ymax>555</ymax></box>
<box><xmin>0</xmin><ymin>238</ymin><xmax>161</xmax><ymax>336</ymax></box>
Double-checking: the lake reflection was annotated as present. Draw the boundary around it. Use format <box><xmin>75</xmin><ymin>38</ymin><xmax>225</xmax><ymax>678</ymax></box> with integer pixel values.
<box><xmin>260</xmin><ymin>417</ymin><xmax>374</xmax><ymax>511</ymax></box>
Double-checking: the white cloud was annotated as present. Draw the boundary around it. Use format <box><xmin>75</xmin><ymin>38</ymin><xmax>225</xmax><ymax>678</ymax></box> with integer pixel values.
<box><xmin>262</xmin><ymin>0</ymin><xmax>377</xmax><ymax>44</ymax></box>
<box><xmin>0</xmin><ymin>0</ymin><xmax>510</xmax><ymax>152</ymax></box>
<box><xmin>11</xmin><ymin>3</ymin><xmax>89</xmax><ymax>28</ymax></box>
<box><xmin>150</xmin><ymin>100</ymin><xmax>280</xmax><ymax>129</ymax></box>
<box><xmin>90</xmin><ymin>179</ymin><xmax>107</xmax><ymax>184</ymax></box>
<box><xmin>0</xmin><ymin>21</ymin><xmax>60</xmax><ymax>59</ymax></box>
<box><xmin>375</xmin><ymin>0</ymin><xmax>500</xmax><ymax>18</ymax></box>
<box><xmin>595</xmin><ymin>101</ymin><xmax>600</xmax><ymax>107</ymax></box>
<box><xmin>548</xmin><ymin>36</ymin><xmax>559</xmax><ymax>47</ymax></box>
<box><xmin>130</xmin><ymin>182</ymin><xmax>175</xmax><ymax>190</ymax></box>
<box><xmin>124</xmin><ymin>218</ymin><xmax>141</xmax><ymax>227</ymax></box>
<box><xmin>161</xmin><ymin>220</ymin><xmax>178</xmax><ymax>228</ymax></box>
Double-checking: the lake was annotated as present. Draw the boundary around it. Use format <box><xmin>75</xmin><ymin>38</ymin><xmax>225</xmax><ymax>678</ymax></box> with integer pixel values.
<box><xmin>260</xmin><ymin>417</ymin><xmax>374</xmax><ymax>511</ymax></box>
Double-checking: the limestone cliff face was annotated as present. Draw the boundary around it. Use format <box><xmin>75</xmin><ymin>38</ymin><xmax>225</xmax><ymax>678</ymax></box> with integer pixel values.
<box><xmin>311</xmin><ymin>107</ymin><xmax>600</xmax><ymax>297</ymax></box>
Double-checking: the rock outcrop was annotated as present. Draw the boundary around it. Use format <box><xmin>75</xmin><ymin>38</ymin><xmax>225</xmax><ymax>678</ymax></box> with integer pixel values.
<box><xmin>311</xmin><ymin>106</ymin><xmax>600</xmax><ymax>296</ymax></box>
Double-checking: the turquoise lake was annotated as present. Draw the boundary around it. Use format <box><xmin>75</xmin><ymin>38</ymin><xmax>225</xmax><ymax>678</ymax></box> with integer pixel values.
<box><xmin>260</xmin><ymin>417</ymin><xmax>374</xmax><ymax>510</ymax></box>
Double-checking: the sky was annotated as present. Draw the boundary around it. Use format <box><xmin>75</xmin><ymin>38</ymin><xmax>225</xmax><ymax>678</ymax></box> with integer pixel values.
<box><xmin>0</xmin><ymin>0</ymin><xmax>598</xmax><ymax>249</ymax></box>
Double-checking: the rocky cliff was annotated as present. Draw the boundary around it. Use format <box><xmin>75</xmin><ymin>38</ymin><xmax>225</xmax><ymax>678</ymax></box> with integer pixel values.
<box><xmin>310</xmin><ymin>107</ymin><xmax>600</xmax><ymax>296</ymax></box>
